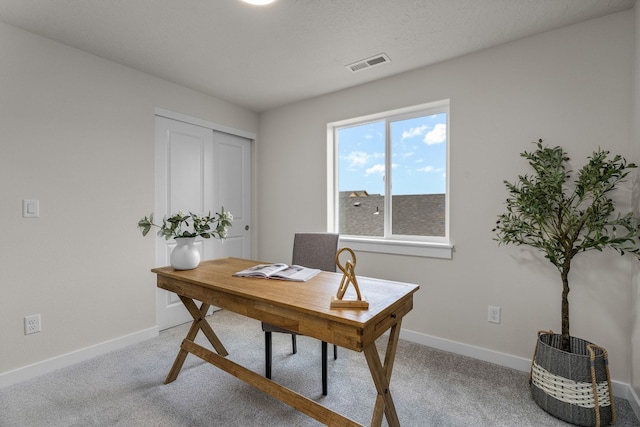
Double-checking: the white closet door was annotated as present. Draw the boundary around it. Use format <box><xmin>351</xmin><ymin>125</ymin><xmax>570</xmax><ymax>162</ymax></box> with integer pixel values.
<box><xmin>155</xmin><ymin>115</ymin><xmax>252</xmax><ymax>330</ymax></box>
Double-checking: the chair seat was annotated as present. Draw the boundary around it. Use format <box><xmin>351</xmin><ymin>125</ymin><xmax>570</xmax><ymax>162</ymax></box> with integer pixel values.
<box><xmin>261</xmin><ymin>322</ymin><xmax>295</xmax><ymax>334</ymax></box>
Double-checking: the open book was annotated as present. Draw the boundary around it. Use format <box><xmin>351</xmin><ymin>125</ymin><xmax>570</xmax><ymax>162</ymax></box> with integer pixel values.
<box><xmin>233</xmin><ymin>263</ymin><xmax>320</xmax><ymax>282</ymax></box>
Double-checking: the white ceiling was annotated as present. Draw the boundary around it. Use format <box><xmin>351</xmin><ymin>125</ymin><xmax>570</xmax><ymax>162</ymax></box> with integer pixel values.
<box><xmin>0</xmin><ymin>0</ymin><xmax>635</xmax><ymax>112</ymax></box>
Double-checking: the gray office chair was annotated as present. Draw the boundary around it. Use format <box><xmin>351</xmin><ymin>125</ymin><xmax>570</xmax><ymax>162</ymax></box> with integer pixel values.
<box><xmin>261</xmin><ymin>232</ymin><xmax>339</xmax><ymax>396</ymax></box>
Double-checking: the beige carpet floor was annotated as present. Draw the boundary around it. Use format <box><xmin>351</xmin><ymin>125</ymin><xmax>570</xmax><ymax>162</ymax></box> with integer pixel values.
<box><xmin>0</xmin><ymin>310</ymin><xmax>638</xmax><ymax>426</ymax></box>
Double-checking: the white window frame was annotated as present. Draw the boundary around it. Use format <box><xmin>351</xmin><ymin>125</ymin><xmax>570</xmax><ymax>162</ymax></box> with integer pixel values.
<box><xmin>327</xmin><ymin>100</ymin><xmax>453</xmax><ymax>259</ymax></box>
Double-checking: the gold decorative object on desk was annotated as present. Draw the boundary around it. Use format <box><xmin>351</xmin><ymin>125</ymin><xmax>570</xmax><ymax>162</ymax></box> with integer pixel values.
<box><xmin>331</xmin><ymin>247</ymin><xmax>369</xmax><ymax>309</ymax></box>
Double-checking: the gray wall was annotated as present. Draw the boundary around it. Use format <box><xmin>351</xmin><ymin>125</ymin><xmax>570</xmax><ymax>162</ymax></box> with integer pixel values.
<box><xmin>256</xmin><ymin>11</ymin><xmax>637</xmax><ymax>389</ymax></box>
<box><xmin>632</xmin><ymin>0</ymin><xmax>640</xmax><ymax>405</ymax></box>
<box><xmin>0</xmin><ymin>22</ymin><xmax>257</xmax><ymax>375</ymax></box>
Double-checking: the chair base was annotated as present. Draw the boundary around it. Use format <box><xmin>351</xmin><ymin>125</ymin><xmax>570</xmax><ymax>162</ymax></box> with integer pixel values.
<box><xmin>264</xmin><ymin>331</ymin><xmax>337</xmax><ymax>396</ymax></box>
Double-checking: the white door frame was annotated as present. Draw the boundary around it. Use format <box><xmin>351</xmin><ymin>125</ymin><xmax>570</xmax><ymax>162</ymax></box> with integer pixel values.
<box><xmin>155</xmin><ymin>108</ymin><xmax>256</xmax><ymax>140</ymax></box>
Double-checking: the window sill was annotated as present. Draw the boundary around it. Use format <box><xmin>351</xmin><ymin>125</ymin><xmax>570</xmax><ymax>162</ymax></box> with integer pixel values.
<box><xmin>339</xmin><ymin>236</ymin><xmax>453</xmax><ymax>259</ymax></box>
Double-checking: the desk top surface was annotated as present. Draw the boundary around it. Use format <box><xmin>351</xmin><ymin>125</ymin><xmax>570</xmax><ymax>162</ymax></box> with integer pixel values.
<box><xmin>152</xmin><ymin>257</ymin><xmax>420</xmax><ymax>329</ymax></box>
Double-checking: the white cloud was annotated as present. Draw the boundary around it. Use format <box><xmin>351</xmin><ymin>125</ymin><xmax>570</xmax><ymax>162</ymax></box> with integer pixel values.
<box><xmin>418</xmin><ymin>166</ymin><xmax>444</xmax><ymax>173</ymax></box>
<box><xmin>402</xmin><ymin>125</ymin><xmax>428</xmax><ymax>139</ymax></box>
<box><xmin>424</xmin><ymin>123</ymin><xmax>447</xmax><ymax>145</ymax></box>
<box><xmin>365</xmin><ymin>164</ymin><xmax>385</xmax><ymax>175</ymax></box>
<box><xmin>346</xmin><ymin>151</ymin><xmax>369</xmax><ymax>168</ymax></box>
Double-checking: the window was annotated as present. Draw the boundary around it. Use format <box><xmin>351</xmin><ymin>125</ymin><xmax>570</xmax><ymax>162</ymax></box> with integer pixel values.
<box><xmin>328</xmin><ymin>100</ymin><xmax>452</xmax><ymax>259</ymax></box>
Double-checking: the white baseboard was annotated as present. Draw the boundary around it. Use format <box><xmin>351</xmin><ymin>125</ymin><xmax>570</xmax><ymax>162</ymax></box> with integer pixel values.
<box><xmin>400</xmin><ymin>328</ymin><xmax>533</xmax><ymax>371</ymax></box>
<box><xmin>2</xmin><ymin>323</ymin><xmax>639</xmax><ymax>422</ymax></box>
<box><xmin>400</xmin><ymin>327</ymin><xmax>639</xmax><ymax>413</ymax></box>
<box><xmin>0</xmin><ymin>326</ymin><xmax>159</xmax><ymax>389</ymax></box>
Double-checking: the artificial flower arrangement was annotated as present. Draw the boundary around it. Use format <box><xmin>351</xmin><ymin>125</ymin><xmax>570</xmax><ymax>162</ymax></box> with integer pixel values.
<box><xmin>138</xmin><ymin>207</ymin><xmax>233</xmax><ymax>240</ymax></box>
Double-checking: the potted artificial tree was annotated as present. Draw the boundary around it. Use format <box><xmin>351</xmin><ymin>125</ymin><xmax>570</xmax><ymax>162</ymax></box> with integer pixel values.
<box><xmin>493</xmin><ymin>140</ymin><xmax>640</xmax><ymax>427</ymax></box>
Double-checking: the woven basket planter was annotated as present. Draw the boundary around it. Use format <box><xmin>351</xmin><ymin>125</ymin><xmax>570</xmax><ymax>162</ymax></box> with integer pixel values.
<box><xmin>530</xmin><ymin>331</ymin><xmax>616</xmax><ymax>427</ymax></box>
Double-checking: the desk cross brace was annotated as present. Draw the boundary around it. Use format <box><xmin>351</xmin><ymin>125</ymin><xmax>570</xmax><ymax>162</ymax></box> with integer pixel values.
<box><xmin>165</xmin><ymin>296</ymin><xmax>403</xmax><ymax>427</ymax></box>
<box><xmin>364</xmin><ymin>319</ymin><xmax>402</xmax><ymax>427</ymax></box>
<box><xmin>164</xmin><ymin>296</ymin><xmax>228</xmax><ymax>384</ymax></box>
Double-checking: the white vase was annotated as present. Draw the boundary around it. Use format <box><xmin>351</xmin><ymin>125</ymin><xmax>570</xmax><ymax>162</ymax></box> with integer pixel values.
<box><xmin>170</xmin><ymin>237</ymin><xmax>201</xmax><ymax>270</ymax></box>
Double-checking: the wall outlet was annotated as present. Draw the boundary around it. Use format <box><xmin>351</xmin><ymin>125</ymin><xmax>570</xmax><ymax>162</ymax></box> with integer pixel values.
<box><xmin>24</xmin><ymin>314</ymin><xmax>41</xmax><ymax>335</ymax></box>
<box><xmin>488</xmin><ymin>306</ymin><xmax>501</xmax><ymax>324</ymax></box>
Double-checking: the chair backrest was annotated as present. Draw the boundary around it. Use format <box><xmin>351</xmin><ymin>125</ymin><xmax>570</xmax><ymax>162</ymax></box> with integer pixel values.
<box><xmin>292</xmin><ymin>233</ymin><xmax>339</xmax><ymax>272</ymax></box>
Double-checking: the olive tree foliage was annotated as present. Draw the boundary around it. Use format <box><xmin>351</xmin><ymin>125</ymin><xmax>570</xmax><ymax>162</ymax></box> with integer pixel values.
<box><xmin>493</xmin><ymin>140</ymin><xmax>640</xmax><ymax>352</ymax></box>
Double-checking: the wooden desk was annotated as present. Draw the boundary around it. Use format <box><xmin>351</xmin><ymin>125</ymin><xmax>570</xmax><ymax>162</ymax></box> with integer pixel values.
<box><xmin>152</xmin><ymin>257</ymin><xmax>419</xmax><ymax>427</ymax></box>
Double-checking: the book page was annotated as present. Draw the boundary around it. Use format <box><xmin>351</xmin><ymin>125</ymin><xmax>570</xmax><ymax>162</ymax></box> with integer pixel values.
<box><xmin>233</xmin><ymin>263</ymin><xmax>288</xmax><ymax>278</ymax></box>
<box><xmin>271</xmin><ymin>265</ymin><xmax>321</xmax><ymax>282</ymax></box>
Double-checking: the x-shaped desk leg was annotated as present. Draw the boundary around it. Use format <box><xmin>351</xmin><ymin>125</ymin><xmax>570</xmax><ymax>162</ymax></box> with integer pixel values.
<box><xmin>164</xmin><ymin>296</ymin><xmax>229</xmax><ymax>384</ymax></box>
<box><xmin>364</xmin><ymin>318</ymin><xmax>403</xmax><ymax>427</ymax></box>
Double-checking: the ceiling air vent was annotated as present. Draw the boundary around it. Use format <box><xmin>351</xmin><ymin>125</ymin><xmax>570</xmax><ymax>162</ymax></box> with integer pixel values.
<box><xmin>346</xmin><ymin>53</ymin><xmax>391</xmax><ymax>73</ymax></box>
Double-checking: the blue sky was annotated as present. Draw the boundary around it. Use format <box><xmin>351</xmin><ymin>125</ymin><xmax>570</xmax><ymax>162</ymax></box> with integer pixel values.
<box><xmin>337</xmin><ymin>113</ymin><xmax>447</xmax><ymax>196</ymax></box>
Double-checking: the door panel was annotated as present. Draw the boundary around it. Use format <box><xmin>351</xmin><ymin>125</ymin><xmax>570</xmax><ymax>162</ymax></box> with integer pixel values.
<box><xmin>214</xmin><ymin>131</ymin><xmax>251</xmax><ymax>259</ymax></box>
<box><xmin>169</xmin><ymin>134</ymin><xmax>206</xmax><ymax>216</ymax></box>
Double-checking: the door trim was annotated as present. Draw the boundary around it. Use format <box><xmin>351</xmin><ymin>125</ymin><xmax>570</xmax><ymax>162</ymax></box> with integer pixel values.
<box><xmin>154</xmin><ymin>108</ymin><xmax>256</xmax><ymax>141</ymax></box>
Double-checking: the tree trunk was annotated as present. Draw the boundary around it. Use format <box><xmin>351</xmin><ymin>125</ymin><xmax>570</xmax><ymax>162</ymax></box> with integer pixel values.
<box><xmin>560</xmin><ymin>266</ymin><xmax>570</xmax><ymax>352</ymax></box>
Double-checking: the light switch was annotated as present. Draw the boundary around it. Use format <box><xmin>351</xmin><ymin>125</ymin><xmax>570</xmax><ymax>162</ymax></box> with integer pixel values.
<box><xmin>22</xmin><ymin>199</ymin><xmax>39</xmax><ymax>218</ymax></box>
